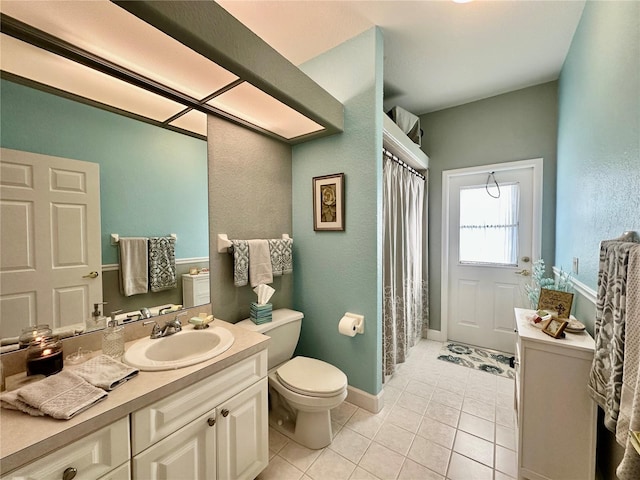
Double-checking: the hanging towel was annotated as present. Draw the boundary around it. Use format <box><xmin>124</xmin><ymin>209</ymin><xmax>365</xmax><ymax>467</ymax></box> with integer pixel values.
<box><xmin>148</xmin><ymin>236</ymin><xmax>177</xmax><ymax>292</ymax></box>
<box><xmin>71</xmin><ymin>354</ymin><xmax>139</xmax><ymax>391</ymax></box>
<box><xmin>17</xmin><ymin>370</ymin><xmax>107</xmax><ymax>420</ymax></box>
<box><xmin>588</xmin><ymin>240</ymin><xmax>634</xmax><ymax>431</ymax></box>
<box><xmin>248</xmin><ymin>239</ymin><xmax>273</xmax><ymax>287</ymax></box>
<box><xmin>616</xmin><ymin>244</ymin><xmax>640</xmax><ymax>479</ymax></box>
<box><xmin>231</xmin><ymin>240</ymin><xmax>249</xmax><ymax>287</ymax></box>
<box><xmin>119</xmin><ymin>237</ymin><xmax>149</xmax><ymax>296</ymax></box>
<box><xmin>268</xmin><ymin>238</ymin><xmax>293</xmax><ymax>276</ymax></box>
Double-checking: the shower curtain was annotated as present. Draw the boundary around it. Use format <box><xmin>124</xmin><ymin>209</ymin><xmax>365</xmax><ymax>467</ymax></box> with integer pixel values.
<box><xmin>383</xmin><ymin>155</ymin><xmax>428</xmax><ymax>378</ymax></box>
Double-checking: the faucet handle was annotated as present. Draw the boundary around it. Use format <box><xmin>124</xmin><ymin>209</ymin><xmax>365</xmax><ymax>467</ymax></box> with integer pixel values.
<box><xmin>174</xmin><ymin>312</ymin><xmax>188</xmax><ymax>325</ymax></box>
<box><xmin>143</xmin><ymin>320</ymin><xmax>162</xmax><ymax>339</ymax></box>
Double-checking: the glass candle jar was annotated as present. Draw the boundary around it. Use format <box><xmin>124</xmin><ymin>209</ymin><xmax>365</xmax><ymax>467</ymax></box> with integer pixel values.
<box><xmin>18</xmin><ymin>325</ymin><xmax>53</xmax><ymax>349</ymax></box>
<box><xmin>26</xmin><ymin>335</ymin><xmax>63</xmax><ymax>376</ymax></box>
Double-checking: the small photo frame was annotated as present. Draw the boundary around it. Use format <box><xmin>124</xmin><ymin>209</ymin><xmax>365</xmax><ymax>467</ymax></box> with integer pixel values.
<box><xmin>189</xmin><ymin>267</ymin><xmax>199</xmax><ymax>275</ymax></box>
<box><xmin>542</xmin><ymin>317</ymin><xmax>568</xmax><ymax>339</ymax></box>
<box><xmin>537</xmin><ymin>288</ymin><xmax>574</xmax><ymax>319</ymax></box>
<box><xmin>313</xmin><ymin>173</ymin><xmax>345</xmax><ymax>231</ymax></box>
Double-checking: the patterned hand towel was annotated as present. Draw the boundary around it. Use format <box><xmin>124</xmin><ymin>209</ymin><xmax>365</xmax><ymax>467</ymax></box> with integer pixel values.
<box><xmin>248</xmin><ymin>240</ymin><xmax>273</xmax><ymax>287</ymax></box>
<box><xmin>231</xmin><ymin>240</ymin><xmax>249</xmax><ymax>287</ymax></box>
<box><xmin>71</xmin><ymin>354</ymin><xmax>139</xmax><ymax>390</ymax></box>
<box><xmin>18</xmin><ymin>370</ymin><xmax>107</xmax><ymax>420</ymax></box>
<box><xmin>148</xmin><ymin>236</ymin><xmax>177</xmax><ymax>292</ymax></box>
<box><xmin>0</xmin><ymin>390</ymin><xmax>44</xmax><ymax>416</ymax></box>
<box><xmin>119</xmin><ymin>237</ymin><xmax>149</xmax><ymax>296</ymax></box>
<box><xmin>268</xmin><ymin>238</ymin><xmax>293</xmax><ymax>276</ymax></box>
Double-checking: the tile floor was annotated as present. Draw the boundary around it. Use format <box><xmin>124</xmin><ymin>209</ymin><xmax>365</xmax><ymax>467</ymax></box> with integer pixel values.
<box><xmin>257</xmin><ymin>339</ymin><xmax>518</xmax><ymax>480</ymax></box>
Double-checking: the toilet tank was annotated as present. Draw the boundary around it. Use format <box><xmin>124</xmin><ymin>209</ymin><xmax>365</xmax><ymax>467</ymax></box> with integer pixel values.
<box><xmin>235</xmin><ymin>309</ymin><xmax>303</xmax><ymax>370</ymax></box>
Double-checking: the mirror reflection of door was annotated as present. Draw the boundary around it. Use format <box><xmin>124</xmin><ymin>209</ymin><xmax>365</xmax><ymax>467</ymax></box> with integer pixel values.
<box><xmin>0</xmin><ymin>148</ymin><xmax>102</xmax><ymax>338</ymax></box>
<box><xmin>444</xmin><ymin>160</ymin><xmax>541</xmax><ymax>354</ymax></box>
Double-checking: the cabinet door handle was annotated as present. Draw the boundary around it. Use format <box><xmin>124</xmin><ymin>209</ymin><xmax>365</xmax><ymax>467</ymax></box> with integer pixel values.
<box><xmin>207</xmin><ymin>417</ymin><xmax>216</xmax><ymax>427</ymax></box>
<box><xmin>221</xmin><ymin>409</ymin><xmax>229</xmax><ymax>417</ymax></box>
<box><xmin>62</xmin><ymin>467</ymin><xmax>78</xmax><ymax>480</ymax></box>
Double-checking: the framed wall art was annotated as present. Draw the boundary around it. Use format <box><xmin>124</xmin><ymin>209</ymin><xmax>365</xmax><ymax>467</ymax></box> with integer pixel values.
<box><xmin>313</xmin><ymin>173</ymin><xmax>345</xmax><ymax>231</ymax></box>
<box><xmin>537</xmin><ymin>288</ymin><xmax>574</xmax><ymax>319</ymax></box>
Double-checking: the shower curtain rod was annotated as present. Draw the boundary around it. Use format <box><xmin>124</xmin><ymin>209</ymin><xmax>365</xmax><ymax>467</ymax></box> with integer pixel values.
<box><xmin>383</xmin><ymin>148</ymin><xmax>425</xmax><ymax>180</ymax></box>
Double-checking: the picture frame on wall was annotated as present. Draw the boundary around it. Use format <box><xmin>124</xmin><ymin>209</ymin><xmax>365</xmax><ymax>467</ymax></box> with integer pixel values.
<box><xmin>313</xmin><ymin>173</ymin><xmax>345</xmax><ymax>231</ymax></box>
<box><xmin>537</xmin><ymin>288</ymin><xmax>574</xmax><ymax>319</ymax></box>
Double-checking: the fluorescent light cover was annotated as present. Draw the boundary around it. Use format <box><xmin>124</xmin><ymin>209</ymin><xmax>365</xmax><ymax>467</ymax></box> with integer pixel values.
<box><xmin>1</xmin><ymin>34</ymin><xmax>186</xmax><ymax>122</ymax></box>
<box><xmin>169</xmin><ymin>110</ymin><xmax>208</xmax><ymax>137</ymax></box>
<box><xmin>0</xmin><ymin>0</ymin><xmax>239</xmax><ymax>100</ymax></box>
<box><xmin>207</xmin><ymin>82</ymin><xmax>323</xmax><ymax>139</ymax></box>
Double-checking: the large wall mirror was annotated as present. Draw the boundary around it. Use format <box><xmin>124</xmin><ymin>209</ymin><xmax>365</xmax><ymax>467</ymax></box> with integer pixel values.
<box><xmin>0</xmin><ymin>78</ymin><xmax>209</xmax><ymax>350</ymax></box>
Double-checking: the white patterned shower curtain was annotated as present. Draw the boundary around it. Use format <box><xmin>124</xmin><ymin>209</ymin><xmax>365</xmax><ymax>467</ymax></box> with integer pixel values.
<box><xmin>383</xmin><ymin>154</ymin><xmax>428</xmax><ymax>378</ymax></box>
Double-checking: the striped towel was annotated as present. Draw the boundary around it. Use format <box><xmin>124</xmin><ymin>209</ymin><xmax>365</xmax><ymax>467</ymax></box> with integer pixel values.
<box><xmin>148</xmin><ymin>236</ymin><xmax>176</xmax><ymax>292</ymax></box>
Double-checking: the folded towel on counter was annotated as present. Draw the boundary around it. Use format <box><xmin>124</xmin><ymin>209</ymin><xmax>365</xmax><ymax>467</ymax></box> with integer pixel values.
<box><xmin>268</xmin><ymin>238</ymin><xmax>293</xmax><ymax>276</ymax></box>
<box><xmin>71</xmin><ymin>354</ymin><xmax>139</xmax><ymax>391</ymax></box>
<box><xmin>148</xmin><ymin>236</ymin><xmax>177</xmax><ymax>292</ymax></box>
<box><xmin>231</xmin><ymin>240</ymin><xmax>249</xmax><ymax>287</ymax></box>
<box><xmin>248</xmin><ymin>239</ymin><xmax>273</xmax><ymax>287</ymax></box>
<box><xmin>17</xmin><ymin>370</ymin><xmax>107</xmax><ymax>420</ymax></box>
<box><xmin>0</xmin><ymin>390</ymin><xmax>44</xmax><ymax>416</ymax></box>
<box><xmin>119</xmin><ymin>237</ymin><xmax>149</xmax><ymax>296</ymax></box>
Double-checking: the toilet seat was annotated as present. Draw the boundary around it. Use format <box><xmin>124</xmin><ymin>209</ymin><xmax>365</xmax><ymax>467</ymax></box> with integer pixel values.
<box><xmin>276</xmin><ymin>356</ymin><xmax>347</xmax><ymax>398</ymax></box>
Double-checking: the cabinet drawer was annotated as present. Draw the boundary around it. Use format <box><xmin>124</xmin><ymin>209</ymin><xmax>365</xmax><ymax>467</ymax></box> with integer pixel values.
<box><xmin>97</xmin><ymin>462</ymin><xmax>131</xmax><ymax>480</ymax></box>
<box><xmin>131</xmin><ymin>350</ymin><xmax>267</xmax><ymax>455</ymax></box>
<box><xmin>6</xmin><ymin>417</ymin><xmax>129</xmax><ymax>480</ymax></box>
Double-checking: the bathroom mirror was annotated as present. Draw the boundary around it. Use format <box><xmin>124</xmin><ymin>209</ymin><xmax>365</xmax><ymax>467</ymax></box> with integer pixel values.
<box><xmin>0</xmin><ymin>77</ymin><xmax>210</xmax><ymax>349</ymax></box>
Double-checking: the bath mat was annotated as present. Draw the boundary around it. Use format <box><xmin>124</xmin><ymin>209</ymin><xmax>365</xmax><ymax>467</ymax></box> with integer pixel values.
<box><xmin>437</xmin><ymin>342</ymin><xmax>515</xmax><ymax>379</ymax></box>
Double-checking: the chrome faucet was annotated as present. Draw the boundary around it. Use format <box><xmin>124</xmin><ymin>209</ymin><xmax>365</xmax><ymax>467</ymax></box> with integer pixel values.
<box><xmin>144</xmin><ymin>312</ymin><xmax>188</xmax><ymax>339</ymax></box>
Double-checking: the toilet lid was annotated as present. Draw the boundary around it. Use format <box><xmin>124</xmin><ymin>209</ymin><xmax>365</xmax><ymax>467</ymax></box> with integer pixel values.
<box><xmin>276</xmin><ymin>356</ymin><xmax>347</xmax><ymax>397</ymax></box>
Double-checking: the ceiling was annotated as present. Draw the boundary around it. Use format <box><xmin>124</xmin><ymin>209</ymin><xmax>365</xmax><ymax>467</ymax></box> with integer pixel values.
<box><xmin>217</xmin><ymin>0</ymin><xmax>586</xmax><ymax>115</ymax></box>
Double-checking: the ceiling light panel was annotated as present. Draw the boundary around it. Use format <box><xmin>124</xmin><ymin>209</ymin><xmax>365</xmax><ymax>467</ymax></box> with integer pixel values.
<box><xmin>207</xmin><ymin>82</ymin><xmax>324</xmax><ymax>139</ymax></box>
<box><xmin>0</xmin><ymin>0</ymin><xmax>238</xmax><ymax>100</ymax></box>
<box><xmin>169</xmin><ymin>110</ymin><xmax>208</xmax><ymax>137</ymax></box>
<box><xmin>1</xmin><ymin>34</ymin><xmax>187</xmax><ymax>122</ymax></box>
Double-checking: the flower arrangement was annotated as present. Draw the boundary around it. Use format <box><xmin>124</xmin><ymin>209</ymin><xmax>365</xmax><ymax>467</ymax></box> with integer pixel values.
<box><xmin>524</xmin><ymin>259</ymin><xmax>573</xmax><ymax>309</ymax></box>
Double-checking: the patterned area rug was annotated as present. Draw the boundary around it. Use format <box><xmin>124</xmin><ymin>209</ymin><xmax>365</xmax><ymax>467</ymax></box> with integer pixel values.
<box><xmin>437</xmin><ymin>342</ymin><xmax>515</xmax><ymax>379</ymax></box>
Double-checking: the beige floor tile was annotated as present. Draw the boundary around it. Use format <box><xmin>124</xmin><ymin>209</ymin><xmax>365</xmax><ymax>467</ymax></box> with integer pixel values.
<box><xmin>329</xmin><ymin>426</ymin><xmax>371</xmax><ymax>464</ymax></box>
<box><xmin>446</xmin><ymin>452</ymin><xmax>493</xmax><ymax>480</ymax></box>
<box><xmin>436</xmin><ymin>376</ymin><xmax>467</xmax><ymax>396</ymax></box>
<box><xmin>345</xmin><ymin>408</ymin><xmax>386</xmax><ymax>439</ymax></box>
<box><xmin>257</xmin><ymin>455</ymin><xmax>304</xmax><ymax>480</ymax></box>
<box><xmin>269</xmin><ymin>427</ymin><xmax>289</xmax><ymax>453</ymax></box>
<box><xmin>462</xmin><ymin>396</ymin><xmax>496</xmax><ymax>422</ymax></box>
<box><xmin>465</xmin><ymin>385</ymin><xmax>497</xmax><ymax>405</ymax></box>
<box><xmin>279</xmin><ymin>441</ymin><xmax>323</xmax><ymax>472</ymax></box>
<box><xmin>386</xmin><ymin>374</ymin><xmax>410</xmax><ymax>391</ymax></box>
<box><xmin>306</xmin><ymin>449</ymin><xmax>356</xmax><ymax>480</ymax></box>
<box><xmin>349</xmin><ymin>466</ymin><xmax>380</xmax><ymax>480</ymax></box>
<box><xmin>359</xmin><ymin>442</ymin><xmax>406</xmax><ymax>480</ymax></box>
<box><xmin>398</xmin><ymin>458</ymin><xmax>445</xmax><ymax>480</ymax></box>
<box><xmin>495</xmin><ymin>470</ymin><xmax>516</xmax><ymax>480</ymax></box>
<box><xmin>373</xmin><ymin>422</ymin><xmax>415</xmax><ymax>456</ymax></box>
<box><xmin>382</xmin><ymin>384</ymin><xmax>402</xmax><ymax>406</ymax></box>
<box><xmin>405</xmin><ymin>379</ymin><xmax>436</xmax><ymax>399</ymax></box>
<box><xmin>458</xmin><ymin>411</ymin><xmax>495</xmax><ymax>442</ymax></box>
<box><xmin>495</xmin><ymin>424</ymin><xmax>517</xmax><ymax>451</ymax></box>
<box><xmin>416</xmin><ymin>416</ymin><xmax>456</xmax><ymax>449</ymax></box>
<box><xmin>332</xmin><ymin>401</ymin><xmax>358</xmax><ymax>425</ymax></box>
<box><xmin>495</xmin><ymin>444</ymin><xmax>518</xmax><ymax>478</ymax></box>
<box><xmin>431</xmin><ymin>387</ymin><xmax>464</xmax><ymax>410</ymax></box>
<box><xmin>495</xmin><ymin>405</ymin><xmax>515</xmax><ymax>428</ymax></box>
<box><xmin>397</xmin><ymin>390</ymin><xmax>430</xmax><ymax>415</ymax></box>
<box><xmin>453</xmin><ymin>430</ymin><xmax>494</xmax><ymax>467</ymax></box>
<box><xmin>386</xmin><ymin>404</ymin><xmax>423</xmax><ymax>433</ymax></box>
<box><xmin>424</xmin><ymin>399</ymin><xmax>461</xmax><ymax>428</ymax></box>
<box><xmin>407</xmin><ymin>435</ymin><xmax>451</xmax><ymax>476</ymax></box>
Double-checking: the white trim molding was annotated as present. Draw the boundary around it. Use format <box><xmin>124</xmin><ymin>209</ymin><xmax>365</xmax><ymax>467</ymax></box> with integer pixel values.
<box><xmin>427</xmin><ymin>328</ymin><xmax>446</xmax><ymax>342</ymax></box>
<box><xmin>553</xmin><ymin>266</ymin><xmax>596</xmax><ymax>305</ymax></box>
<box><xmin>102</xmin><ymin>256</ymin><xmax>209</xmax><ymax>272</ymax></box>
<box><xmin>346</xmin><ymin>385</ymin><xmax>383</xmax><ymax>414</ymax></box>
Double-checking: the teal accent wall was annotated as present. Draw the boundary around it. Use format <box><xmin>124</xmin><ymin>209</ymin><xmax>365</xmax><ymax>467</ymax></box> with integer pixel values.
<box><xmin>0</xmin><ymin>79</ymin><xmax>208</xmax><ymax>265</ymax></box>
<box><xmin>420</xmin><ymin>82</ymin><xmax>559</xmax><ymax>331</ymax></box>
<box><xmin>556</xmin><ymin>0</ymin><xmax>640</xmax><ymax>294</ymax></box>
<box><xmin>292</xmin><ymin>28</ymin><xmax>384</xmax><ymax>396</ymax></box>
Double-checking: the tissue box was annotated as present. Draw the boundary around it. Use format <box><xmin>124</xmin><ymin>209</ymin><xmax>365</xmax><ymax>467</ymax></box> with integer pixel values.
<box><xmin>250</xmin><ymin>302</ymin><xmax>272</xmax><ymax>325</ymax></box>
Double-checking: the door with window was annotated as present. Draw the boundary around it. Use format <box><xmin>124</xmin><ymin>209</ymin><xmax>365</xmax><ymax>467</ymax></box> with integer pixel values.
<box><xmin>444</xmin><ymin>160</ymin><xmax>541</xmax><ymax>354</ymax></box>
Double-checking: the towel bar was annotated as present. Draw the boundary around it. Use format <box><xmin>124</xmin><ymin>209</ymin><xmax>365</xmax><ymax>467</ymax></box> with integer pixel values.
<box><xmin>217</xmin><ymin>233</ymin><xmax>292</xmax><ymax>253</ymax></box>
<box><xmin>111</xmin><ymin>233</ymin><xmax>177</xmax><ymax>245</ymax></box>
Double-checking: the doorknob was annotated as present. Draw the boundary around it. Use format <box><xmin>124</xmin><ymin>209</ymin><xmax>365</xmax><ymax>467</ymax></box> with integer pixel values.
<box><xmin>82</xmin><ymin>271</ymin><xmax>99</xmax><ymax>279</ymax></box>
<box><xmin>514</xmin><ymin>269</ymin><xmax>531</xmax><ymax>276</ymax></box>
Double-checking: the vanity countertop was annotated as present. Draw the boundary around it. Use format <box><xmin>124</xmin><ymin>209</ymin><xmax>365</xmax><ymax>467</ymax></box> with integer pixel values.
<box><xmin>0</xmin><ymin>319</ymin><xmax>269</xmax><ymax>475</ymax></box>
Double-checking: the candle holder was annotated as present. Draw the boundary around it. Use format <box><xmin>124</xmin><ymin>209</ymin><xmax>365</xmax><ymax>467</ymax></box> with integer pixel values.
<box><xmin>18</xmin><ymin>325</ymin><xmax>53</xmax><ymax>349</ymax></box>
<box><xmin>26</xmin><ymin>335</ymin><xmax>63</xmax><ymax>376</ymax></box>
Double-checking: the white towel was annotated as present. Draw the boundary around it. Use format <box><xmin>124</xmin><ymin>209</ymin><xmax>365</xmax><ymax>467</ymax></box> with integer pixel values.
<box><xmin>248</xmin><ymin>239</ymin><xmax>273</xmax><ymax>287</ymax></box>
<box><xmin>119</xmin><ymin>237</ymin><xmax>149</xmax><ymax>296</ymax></box>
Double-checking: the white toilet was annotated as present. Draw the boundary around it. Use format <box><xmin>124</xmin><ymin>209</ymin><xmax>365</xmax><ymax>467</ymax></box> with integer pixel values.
<box><xmin>236</xmin><ymin>308</ymin><xmax>347</xmax><ymax>449</ymax></box>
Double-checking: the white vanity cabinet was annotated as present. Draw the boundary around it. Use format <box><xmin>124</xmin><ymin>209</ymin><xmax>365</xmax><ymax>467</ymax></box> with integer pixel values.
<box><xmin>514</xmin><ymin>308</ymin><xmax>597</xmax><ymax>480</ymax></box>
<box><xmin>4</xmin><ymin>417</ymin><xmax>130</xmax><ymax>480</ymax></box>
<box><xmin>131</xmin><ymin>351</ymin><xmax>268</xmax><ymax>480</ymax></box>
<box><xmin>182</xmin><ymin>273</ymin><xmax>210</xmax><ymax>307</ymax></box>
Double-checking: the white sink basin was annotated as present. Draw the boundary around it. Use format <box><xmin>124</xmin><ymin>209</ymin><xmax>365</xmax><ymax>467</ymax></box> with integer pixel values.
<box><xmin>123</xmin><ymin>326</ymin><xmax>234</xmax><ymax>371</ymax></box>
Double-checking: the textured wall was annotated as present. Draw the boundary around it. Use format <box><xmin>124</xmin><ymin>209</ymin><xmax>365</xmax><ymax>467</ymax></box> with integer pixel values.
<box><xmin>292</xmin><ymin>28</ymin><xmax>384</xmax><ymax>395</ymax></box>
<box><xmin>208</xmin><ymin>116</ymin><xmax>293</xmax><ymax>322</ymax></box>
<box><xmin>0</xmin><ymin>79</ymin><xmax>209</xmax><ymax>265</ymax></box>
<box><xmin>420</xmin><ymin>82</ymin><xmax>559</xmax><ymax>331</ymax></box>
<box><xmin>556</xmin><ymin>0</ymin><xmax>640</xmax><ymax>293</ymax></box>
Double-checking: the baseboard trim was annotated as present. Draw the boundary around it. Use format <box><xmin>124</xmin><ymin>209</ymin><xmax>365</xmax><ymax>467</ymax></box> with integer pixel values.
<box><xmin>427</xmin><ymin>328</ymin><xmax>446</xmax><ymax>342</ymax></box>
<box><xmin>346</xmin><ymin>385</ymin><xmax>383</xmax><ymax>414</ymax></box>
<box><xmin>553</xmin><ymin>266</ymin><xmax>596</xmax><ymax>305</ymax></box>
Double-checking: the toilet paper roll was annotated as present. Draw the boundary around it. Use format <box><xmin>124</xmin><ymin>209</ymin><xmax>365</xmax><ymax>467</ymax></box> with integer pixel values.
<box><xmin>339</xmin><ymin>315</ymin><xmax>358</xmax><ymax>337</ymax></box>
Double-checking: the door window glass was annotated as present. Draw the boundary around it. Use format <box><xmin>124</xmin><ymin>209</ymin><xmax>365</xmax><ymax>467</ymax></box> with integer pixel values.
<box><xmin>459</xmin><ymin>183</ymin><xmax>519</xmax><ymax>266</ymax></box>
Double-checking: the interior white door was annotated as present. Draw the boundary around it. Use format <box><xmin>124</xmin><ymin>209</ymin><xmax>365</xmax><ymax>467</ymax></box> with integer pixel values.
<box><xmin>0</xmin><ymin>148</ymin><xmax>101</xmax><ymax>337</ymax></box>
<box><xmin>446</xmin><ymin>162</ymin><xmax>540</xmax><ymax>354</ymax></box>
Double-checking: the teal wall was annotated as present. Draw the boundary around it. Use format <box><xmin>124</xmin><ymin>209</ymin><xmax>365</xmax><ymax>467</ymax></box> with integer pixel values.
<box><xmin>292</xmin><ymin>28</ymin><xmax>384</xmax><ymax>396</ymax></box>
<box><xmin>556</xmin><ymin>0</ymin><xmax>640</xmax><ymax>294</ymax></box>
<box><xmin>420</xmin><ymin>82</ymin><xmax>559</xmax><ymax>331</ymax></box>
<box><xmin>0</xmin><ymin>79</ymin><xmax>208</xmax><ymax>265</ymax></box>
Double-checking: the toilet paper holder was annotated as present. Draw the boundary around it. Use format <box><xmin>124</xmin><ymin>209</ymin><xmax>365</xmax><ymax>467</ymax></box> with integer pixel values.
<box><xmin>343</xmin><ymin>312</ymin><xmax>364</xmax><ymax>334</ymax></box>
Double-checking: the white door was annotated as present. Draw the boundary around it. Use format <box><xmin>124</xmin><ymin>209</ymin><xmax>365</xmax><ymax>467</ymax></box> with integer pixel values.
<box><xmin>443</xmin><ymin>160</ymin><xmax>542</xmax><ymax>354</ymax></box>
<box><xmin>0</xmin><ymin>148</ymin><xmax>102</xmax><ymax>337</ymax></box>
